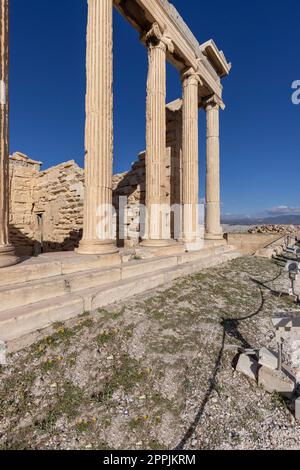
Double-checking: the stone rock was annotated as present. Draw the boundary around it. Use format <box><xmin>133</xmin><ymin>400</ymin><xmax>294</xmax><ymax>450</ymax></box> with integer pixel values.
<box><xmin>258</xmin><ymin>347</ymin><xmax>278</xmax><ymax>370</ymax></box>
<box><xmin>0</xmin><ymin>340</ymin><xmax>7</xmax><ymax>366</ymax></box>
<box><xmin>295</xmin><ymin>397</ymin><xmax>300</xmax><ymax>421</ymax></box>
<box><xmin>236</xmin><ymin>354</ymin><xmax>259</xmax><ymax>381</ymax></box>
<box><xmin>249</xmin><ymin>225</ymin><xmax>300</xmax><ymax>235</ymax></box>
<box><xmin>258</xmin><ymin>366</ymin><xmax>295</xmax><ymax>398</ymax></box>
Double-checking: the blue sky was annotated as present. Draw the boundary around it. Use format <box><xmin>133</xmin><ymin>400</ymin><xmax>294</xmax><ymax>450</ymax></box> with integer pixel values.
<box><xmin>10</xmin><ymin>0</ymin><xmax>300</xmax><ymax>218</ymax></box>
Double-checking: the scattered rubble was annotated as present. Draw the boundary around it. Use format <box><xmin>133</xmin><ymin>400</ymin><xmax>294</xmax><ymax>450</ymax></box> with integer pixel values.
<box><xmin>249</xmin><ymin>225</ymin><xmax>300</xmax><ymax>235</ymax></box>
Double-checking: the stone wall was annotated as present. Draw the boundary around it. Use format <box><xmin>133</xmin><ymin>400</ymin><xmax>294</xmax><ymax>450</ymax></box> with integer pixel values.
<box><xmin>225</xmin><ymin>232</ymin><xmax>286</xmax><ymax>255</ymax></box>
<box><xmin>9</xmin><ymin>152</ymin><xmax>41</xmax><ymax>256</ymax></box>
<box><xmin>34</xmin><ymin>161</ymin><xmax>84</xmax><ymax>253</ymax></box>
<box><xmin>9</xmin><ymin>101</ymin><xmax>184</xmax><ymax>256</ymax></box>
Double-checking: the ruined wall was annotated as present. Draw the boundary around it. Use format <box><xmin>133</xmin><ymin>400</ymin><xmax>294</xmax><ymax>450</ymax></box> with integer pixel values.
<box><xmin>9</xmin><ymin>101</ymin><xmax>183</xmax><ymax>255</ymax></box>
<box><xmin>34</xmin><ymin>161</ymin><xmax>84</xmax><ymax>253</ymax></box>
<box><xmin>9</xmin><ymin>152</ymin><xmax>41</xmax><ymax>256</ymax></box>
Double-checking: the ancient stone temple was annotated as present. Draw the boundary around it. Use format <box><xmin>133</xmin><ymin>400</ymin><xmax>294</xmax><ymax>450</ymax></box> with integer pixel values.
<box><xmin>0</xmin><ymin>0</ymin><xmax>237</xmax><ymax>352</ymax></box>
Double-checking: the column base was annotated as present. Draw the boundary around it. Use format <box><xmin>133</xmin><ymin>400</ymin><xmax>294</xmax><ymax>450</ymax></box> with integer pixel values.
<box><xmin>205</xmin><ymin>232</ymin><xmax>224</xmax><ymax>241</ymax></box>
<box><xmin>140</xmin><ymin>239</ymin><xmax>178</xmax><ymax>248</ymax></box>
<box><xmin>183</xmin><ymin>239</ymin><xmax>205</xmax><ymax>252</ymax></box>
<box><xmin>0</xmin><ymin>245</ymin><xmax>20</xmax><ymax>268</ymax></box>
<box><xmin>76</xmin><ymin>239</ymin><xmax>118</xmax><ymax>256</ymax></box>
<box><xmin>139</xmin><ymin>239</ymin><xmax>185</xmax><ymax>257</ymax></box>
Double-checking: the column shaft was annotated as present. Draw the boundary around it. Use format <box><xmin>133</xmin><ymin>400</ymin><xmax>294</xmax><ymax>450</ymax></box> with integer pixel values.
<box><xmin>142</xmin><ymin>25</ymin><xmax>174</xmax><ymax>246</ymax></box>
<box><xmin>0</xmin><ymin>0</ymin><xmax>18</xmax><ymax>267</ymax></box>
<box><xmin>205</xmin><ymin>97</ymin><xmax>223</xmax><ymax>239</ymax></box>
<box><xmin>77</xmin><ymin>0</ymin><xmax>117</xmax><ymax>255</ymax></box>
<box><xmin>181</xmin><ymin>71</ymin><xmax>199</xmax><ymax>243</ymax></box>
<box><xmin>146</xmin><ymin>41</ymin><xmax>166</xmax><ymax>241</ymax></box>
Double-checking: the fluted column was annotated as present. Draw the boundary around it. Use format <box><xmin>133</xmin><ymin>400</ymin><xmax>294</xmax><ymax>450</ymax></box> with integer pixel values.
<box><xmin>77</xmin><ymin>0</ymin><xmax>117</xmax><ymax>255</ymax></box>
<box><xmin>141</xmin><ymin>23</ymin><xmax>175</xmax><ymax>246</ymax></box>
<box><xmin>204</xmin><ymin>95</ymin><xmax>223</xmax><ymax>240</ymax></box>
<box><xmin>0</xmin><ymin>0</ymin><xmax>18</xmax><ymax>268</ymax></box>
<box><xmin>181</xmin><ymin>68</ymin><xmax>200</xmax><ymax>245</ymax></box>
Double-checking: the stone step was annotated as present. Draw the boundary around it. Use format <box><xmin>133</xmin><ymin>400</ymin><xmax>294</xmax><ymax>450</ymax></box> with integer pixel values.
<box><xmin>0</xmin><ymin>252</ymin><xmax>121</xmax><ymax>288</ymax></box>
<box><xmin>0</xmin><ymin>256</ymin><xmax>179</xmax><ymax>312</ymax></box>
<box><xmin>0</xmin><ymin>249</ymin><xmax>240</xmax><ymax>353</ymax></box>
<box><xmin>0</xmin><ymin>245</ymin><xmax>235</xmax><ymax>312</ymax></box>
<box><xmin>0</xmin><ymin>245</ymin><xmax>232</xmax><ymax>289</ymax></box>
<box><xmin>0</xmin><ymin>294</ymin><xmax>84</xmax><ymax>346</ymax></box>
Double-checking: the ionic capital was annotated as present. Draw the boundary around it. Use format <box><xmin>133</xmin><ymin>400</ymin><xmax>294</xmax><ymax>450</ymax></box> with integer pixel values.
<box><xmin>142</xmin><ymin>22</ymin><xmax>174</xmax><ymax>53</ymax></box>
<box><xmin>203</xmin><ymin>94</ymin><xmax>225</xmax><ymax>111</ymax></box>
<box><xmin>181</xmin><ymin>67</ymin><xmax>203</xmax><ymax>87</ymax></box>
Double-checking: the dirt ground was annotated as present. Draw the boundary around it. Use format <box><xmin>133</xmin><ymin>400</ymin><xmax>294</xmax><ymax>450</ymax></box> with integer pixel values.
<box><xmin>1</xmin><ymin>256</ymin><xmax>300</xmax><ymax>450</ymax></box>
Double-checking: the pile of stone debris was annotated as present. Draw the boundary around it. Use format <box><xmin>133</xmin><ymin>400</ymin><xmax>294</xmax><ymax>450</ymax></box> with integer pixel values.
<box><xmin>249</xmin><ymin>225</ymin><xmax>300</xmax><ymax>234</ymax></box>
<box><xmin>236</xmin><ymin>315</ymin><xmax>300</xmax><ymax>421</ymax></box>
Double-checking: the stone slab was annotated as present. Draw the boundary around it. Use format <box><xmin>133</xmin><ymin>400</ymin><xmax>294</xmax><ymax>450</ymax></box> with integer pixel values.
<box><xmin>258</xmin><ymin>347</ymin><xmax>278</xmax><ymax>370</ymax></box>
<box><xmin>121</xmin><ymin>256</ymin><xmax>178</xmax><ymax>280</ymax></box>
<box><xmin>258</xmin><ymin>366</ymin><xmax>295</xmax><ymax>399</ymax></box>
<box><xmin>236</xmin><ymin>354</ymin><xmax>259</xmax><ymax>381</ymax></box>
<box><xmin>0</xmin><ymin>260</ymin><xmax>62</xmax><ymax>288</ymax></box>
<box><xmin>0</xmin><ymin>294</ymin><xmax>84</xmax><ymax>344</ymax></box>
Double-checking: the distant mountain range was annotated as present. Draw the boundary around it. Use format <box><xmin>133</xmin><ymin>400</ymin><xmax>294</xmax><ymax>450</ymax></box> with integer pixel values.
<box><xmin>221</xmin><ymin>214</ymin><xmax>300</xmax><ymax>226</ymax></box>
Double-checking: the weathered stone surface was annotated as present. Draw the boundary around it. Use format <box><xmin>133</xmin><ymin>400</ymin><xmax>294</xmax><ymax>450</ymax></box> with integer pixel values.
<box><xmin>258</xmin><ymin>366</ymin><xmax>295</xmax><ymax>398</ymax></box>
<box><xmin>295</xmin><ymin>397</ymin><xmax>300</xmax><ymax>421</ymax></box>
<box><xmin>236</xmin><ymin>354</ymin><xmax>259</xmax><ymax>381</ymax></box>
<box><xmin>258</xmin><ymin>347</ymin><xmax>278</xmax><ymax>370</ymax></box>
<box><xmin>0</xmin><ymin>340</ymin><xmax>6</xmax><ymax>365</ymax></box>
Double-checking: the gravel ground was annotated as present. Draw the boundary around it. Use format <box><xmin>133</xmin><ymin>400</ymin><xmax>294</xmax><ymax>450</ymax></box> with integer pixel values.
<box><xmin>1</xmin><ymin>256</ymin><xmax>300</xmax><ymax>450</ymax></box>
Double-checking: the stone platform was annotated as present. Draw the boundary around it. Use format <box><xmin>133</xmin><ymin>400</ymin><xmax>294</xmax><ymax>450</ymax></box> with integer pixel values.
<box><xmin>0</xmin><ymin>242</ymin><xmax>240</xmax><ymax>353</ymax></box>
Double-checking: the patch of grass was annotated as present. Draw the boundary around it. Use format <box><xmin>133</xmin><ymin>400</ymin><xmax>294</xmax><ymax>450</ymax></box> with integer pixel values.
<box><xmin>79</xmin><ymin>311</ymin><xmax>91</xmax><ymax>318</ymax></box>
<box><xmin>149</xmin><ymin>334</ymin><xmax>183</xmax><ymax>354</ymax></box>
<box><xmin>92</xmin><ymin>354</ymin><xmax>148</xmax><ymax>405</ymax></box>
<box><xmin>251</xmin><ymin>430</ymin><xmax>260</xmax><ymax>442</ymax></box>
<box><xmin>96</xmin><ymin>329</ymin><xmax>116</xmax><ymax>346</ymax></box>
<box><xmin>270</xmin><ymin>391</ymin><xmax>286</xmax><ymax>409</ymax></box>
<box><xmin>148</xmin><ymin>439</ymin><xmax>167</xmax><ymax>450</ymax></box>
<box><xmin>76</xmin><ymin>419</ymin><xmax>91</xmax><ymax>434</ymax></box>
<box><xmin>79</xmin><ymin>318</ymin><xmax>94</xmax><ymax>328</ymax></box>
<box><xmin>128</xmin><ymin>416</ymin><xmax>144</xmax><ymax>431</ymax></box>
<box><xmin>33</xmin><ymin>326</ymin><xmax>76</xmax><ymax>354</ymax></box>
<box><xmin>37</xmin><ymin>381</ymin><xmax>84</xmax><ymax>432</ymax></box>
<box><xmin>41</xmin><ymin>358</ymin><xmax>58</xmax><ymax>373</ymax></box>
<box><xmin>97</xmin><ymin>307</ymin><xmax>125</xmax><ymax>320</ymax></box>
<box><xmin>59</xmin><ymin>382</ymin><xmax>84</xmax><ymax>419</ymax></box>
<box><xmin>147</xmin><ymin>309</ymin><xmax>165</xmax><ymax>321</ymax></box>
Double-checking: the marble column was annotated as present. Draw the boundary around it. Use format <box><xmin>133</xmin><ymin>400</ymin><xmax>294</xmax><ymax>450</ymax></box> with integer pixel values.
<box><xmin>181</xmin><ymin>68</ymin><xmax>200</xmax><ymax>245</ymax></box>
<box><xmin>141</xmin><ymin>23</ymin><xmax>175</xmax><ymax>247</ymax></box>
<box><xmin>204</xmin><ymin>95</ymin><xmax>223</xmax><ymax>240</ymax></box>
<box><xmin>0</xmin><ymin>0</ymin><xmax>18</xmax><ymax>268</ymax></box>
<box><xmin>77</xmin><ymin>0</ymin><xmax>117</xmax><ymax>255</ymax></box>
